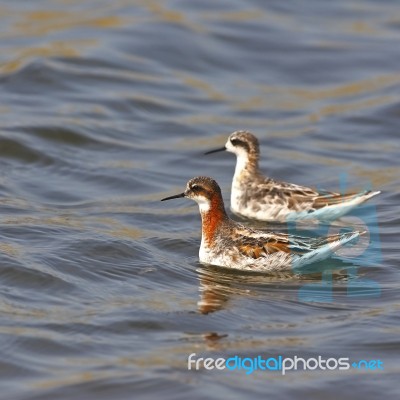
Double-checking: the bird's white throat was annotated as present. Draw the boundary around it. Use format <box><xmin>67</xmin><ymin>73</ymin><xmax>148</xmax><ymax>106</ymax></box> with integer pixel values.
<box><xmin>196</xmin><ymin>196</ymin><xmax>211</xmax><ymax>213</ymax></box>
<box><xmin>233</xmin><ymin>150</ymin><xmax>250</xmax><ymax>179</ymax></box>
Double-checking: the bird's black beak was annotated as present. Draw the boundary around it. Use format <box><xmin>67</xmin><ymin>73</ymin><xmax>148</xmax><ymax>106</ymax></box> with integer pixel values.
<box><xmin>161</xmin><ymin>192</ymin><xmax>185</xmax><ymax>201</ymax></box>
<box><xmin>204</xmin><ymin>147</ymin><xmax>226</xmax><ymax>155</ymax></box>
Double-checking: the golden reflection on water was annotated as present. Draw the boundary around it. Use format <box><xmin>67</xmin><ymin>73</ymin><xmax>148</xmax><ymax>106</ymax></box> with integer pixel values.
<box><xmin>234</xmin><ymin>75</ymin><xmax>399</xmax><ymax>123</ymax></box>
<box><xmin>0</xmin><ymin>5</ymin><xmax>125</xmax><ymax>74</ymax></box>
<box><xmin>2</xmin><ymin>0</ymin><xmax>397</xmax><ymax>135</ymax></box>
<box><xmin>0</xmin><ymin>242</ymin><xmax>21</xmax><ymax>257</ymax></box>
<box><xmin>0</xmin><ymin>211</ymin><xmax>149</xmax><ymax>241</ymax></box>
<box><xmin>264</xmin><ymin>73</ymin><xmax>400</xmax><ymax>103</ymax></box>
<box><xmin>0</xmin><ymin>41</ymin><xmax>94</xmax><ymax>75</ymax></box>
<box><xmin>141</xmin><ymin>0</ymin><xmax>206</xmax><ymax>33</ymax></box>
<box><xmin>179</xmin><ymin>93</ymin><xmax>395</xmax><ymax>130</ymax></box>
<box><xmin>202</xmin><ymin>10</ymin><xmax>263</xmax><ymax>22</ymax></box>
<box><xmin>2</xmin><ymin>215</ymin><xmax>84</xmax><ymax>229</ymax></box>
<box><xmin>355</xmin><ymin>166</ymin><xmax>400</xmax><ymax>188</ymax></box>
<box><xmin>13</xmin><ymin>10</ymin><xmax>123</xmax><ymax>36</ymax></box>
<box><xmin>34</xmin><ymin>369</ymin><xmax>135</xmax><ymax>391</ymax></box>
<box><xmin>178</xmin><ymin>74</ymin><xmax>227</xmax><ymax>102</ymax></box>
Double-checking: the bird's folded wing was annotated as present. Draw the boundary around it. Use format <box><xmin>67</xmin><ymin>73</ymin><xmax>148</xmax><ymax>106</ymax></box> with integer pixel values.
<box><xmin>312</xmin><ymin>191</ymin><xmax>366</xmax><ymax>208</ymax></box>
<box><xmin>238</xmin><ymin>235</ymin><xmax>291</xmax><ymax>259</ymax></box>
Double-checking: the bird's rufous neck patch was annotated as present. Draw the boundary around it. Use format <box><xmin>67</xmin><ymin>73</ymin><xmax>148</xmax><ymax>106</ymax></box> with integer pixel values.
<box><xmin>200</xmin><ymin>195</ymin><xmax>226</xmax><ymax>245</ymax></box>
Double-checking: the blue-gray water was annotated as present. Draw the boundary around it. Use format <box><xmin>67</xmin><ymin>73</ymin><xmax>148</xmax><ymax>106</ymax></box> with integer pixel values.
<box><xmin>0</xmin><ymin>1</ymin><xmax>399</xmax><ymax>399</ymax></box>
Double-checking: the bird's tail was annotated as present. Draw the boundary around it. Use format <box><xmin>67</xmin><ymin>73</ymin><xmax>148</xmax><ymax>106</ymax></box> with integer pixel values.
<box><xmin>292</xmin><ymin>230</ymin><xmax>364</xmax><ymax>271</ymax></box>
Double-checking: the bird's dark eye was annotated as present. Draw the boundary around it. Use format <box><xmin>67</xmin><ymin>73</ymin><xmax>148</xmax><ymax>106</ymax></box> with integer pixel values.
<box><xmin>230</xmin><ymin>138</ymin><xmax>240</xmax><ymax>146</ymax></box>
<box><xmin>191</xmin><ymin>184</ymin><xmax>201</xmax><ymax>192</ymax></box>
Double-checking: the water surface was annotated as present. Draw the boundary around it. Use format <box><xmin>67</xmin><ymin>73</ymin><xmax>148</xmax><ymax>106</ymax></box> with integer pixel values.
<box><xmin>0</xmin><ymin>1</ymin><xmax>399</xmax><ymax>399</ymax></box>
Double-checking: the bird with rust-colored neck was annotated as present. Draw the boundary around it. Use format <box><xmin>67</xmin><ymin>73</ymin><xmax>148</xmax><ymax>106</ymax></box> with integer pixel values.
<box><xmin>161</xmin><ymin>177</ymin><xmax>363</xmax><ymax>272</ymax></box>
<box><xmin>205</xmin><ymin>131</ymin><xmax>380</xmax><ymax>222</ymax></box>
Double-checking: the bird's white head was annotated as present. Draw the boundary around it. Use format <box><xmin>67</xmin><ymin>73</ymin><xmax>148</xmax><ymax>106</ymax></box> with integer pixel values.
<box><xmin>205</xmin><ymin>130</ymin><xmax>260</xmax><ymax>175</ymax></box>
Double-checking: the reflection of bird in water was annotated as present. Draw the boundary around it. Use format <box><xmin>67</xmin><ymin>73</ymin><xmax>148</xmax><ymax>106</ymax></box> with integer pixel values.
<box><xmin>196</xmin><ymin>260</ymin><xmax>356</xmax><ymax>315</ymax></box>
<box><xmin>197</xmin><ymin>271</ymin><xmax>232</xmax><ymax>314</ymax></box>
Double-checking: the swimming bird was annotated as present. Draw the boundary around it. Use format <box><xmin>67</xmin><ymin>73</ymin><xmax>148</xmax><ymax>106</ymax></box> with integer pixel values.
<box><xmin>161</xmin><ymin>176</ymin><xmax>363</xmax><ymax>272</ymax></box>
<box><xmin>205</xmin><ymin>131</ymin><xmax>380</xmax><ymax>222</ymax></box>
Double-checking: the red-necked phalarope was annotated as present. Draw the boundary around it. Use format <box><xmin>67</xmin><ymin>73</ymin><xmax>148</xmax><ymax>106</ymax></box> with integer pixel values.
<box><xmin>205</xmin><ymin>130</ymin><xmax>380</xmax><ymax>222</ymax></box>
<box><xmin>161</xmin><ymin>177</ymin><xmax>363</xmax><ymax>272</ymax></box>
